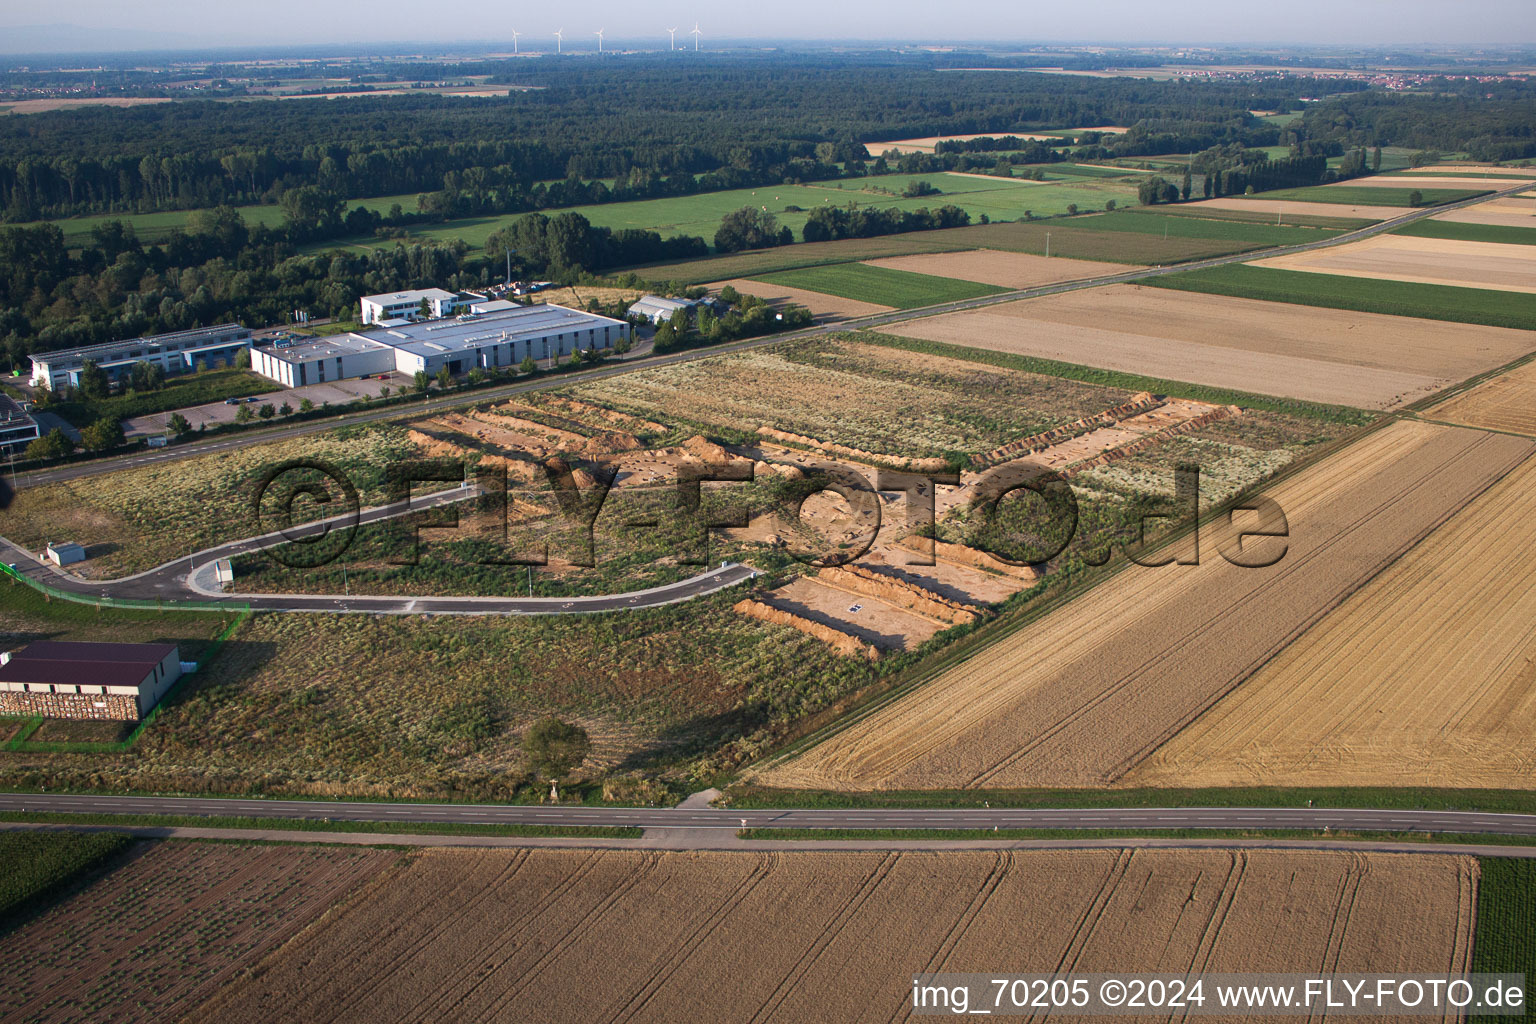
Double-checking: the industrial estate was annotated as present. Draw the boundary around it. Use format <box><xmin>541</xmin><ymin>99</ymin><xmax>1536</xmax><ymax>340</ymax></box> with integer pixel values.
<box><xmin>1</xmin><ymin>18</ymin><xmax>1535</xmax><ymax>1024</ymax></box>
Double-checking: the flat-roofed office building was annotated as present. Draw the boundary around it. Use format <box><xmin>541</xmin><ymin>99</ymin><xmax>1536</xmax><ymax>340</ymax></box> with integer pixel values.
<box><xmin>28</xmin><ymin>324</ymin><xmax>253</xmax><ymax>390</ymax></box>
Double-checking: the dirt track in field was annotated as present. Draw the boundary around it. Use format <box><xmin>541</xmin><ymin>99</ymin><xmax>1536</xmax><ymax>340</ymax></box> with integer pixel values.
<box><xmin>1126</xmin><ymin>450</ymin><xmax>1536</xmax><ymax>789</ymax></box>
<box><xmin>1250</xmin><ymin>234</ymin><xmax>1536</xmax><ymax>294</ymax></box>
<box><xmin>708</xmin><ymin>277</ymin><xmax>893</xmax><ymax>322</ymax></box>
<box><xmin>0</xmin><ymin>841</ymin><xmax>390</xmax><ymax>1024</ymax></box>
<box><xmin>188</xmin><ymin>848</ymin><xmax>1477</xmax><ymax>1024</ymax></box>
<box><xmin>862</xmin><ymin>249</ymin><xmax>1134</xmax><ymax>288</ymax></box>
<box><xmin>1433</xmin><ymin>196</ymin><xmax>1536</xmax><ymax>229</ymax></box>
<box><xmin>883</xmin><ymin>284</ymin><xmax>1536</xmax><ymax>409</ymax></box>
<box><xmin>753</xmin><ymin>420</ymin><xmax>1535</xmax><ymax>791</ymax></box>
<box><xmin>1180</xmin><ymin>197</ymin><xmax>1403</xmax><ymax>220</ymax></box>
<box><xmin>1426</xmin><ymin>359</ymin><xmax>1536</xmax><ymax>436</ymax></box>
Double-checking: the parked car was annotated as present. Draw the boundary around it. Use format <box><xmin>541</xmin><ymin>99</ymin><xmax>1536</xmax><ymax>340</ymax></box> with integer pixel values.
<box><xmin>223</xmin><ymin>397</ymin><xmax>239</xmax><ymax>405</ymax></box>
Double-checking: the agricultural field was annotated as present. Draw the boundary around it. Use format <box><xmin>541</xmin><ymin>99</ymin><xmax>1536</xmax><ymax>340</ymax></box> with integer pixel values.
<box><xmin>1130</xmin><ymin>203</ymin><xmax>1375</xmax><ymax>229</ymax></box>
<box><xmin>1178</xmin><ymin>196</ymin><xmax>1404</xmax><ymax>220</ymax></box>
<box><xmin>1430</xmin><ymin>195</ymin><xmax>1536</xmax><ymax>230</ymax></box>
<box><xmin>343</xmin><ymin>171</ymin><xmax>1139</xmax><ymax>253</ymax></box>
<box><xmin>859</xmin><ymin>249</ymin><xmax>1132</xmax><ymax>288</ymax></box>
<box><xmin>753</xmin><ymin>420</ymin><xmax>1534</xmax><ymax>791</ymax></box>
<box><xmin>1425</xmin><ymin>358</ymin><xmax>1536</xmax><ymax>436</ymax></box>
<box><xmin>0</xmin><ymin>840</ymin><xmax>392</xmax><ymax>1024</ymax></box>
<box><xmin>1071</xmin><ymin>207</ymin><xmax>1350</xmax><ymax>245</ymax></box>
<box><xmin>1125</xmin><ymin>450</ymin><xmax>1536</xmax><ymax>790</ymax></box>
<box><xmin>1247</xmin><ymin>185</ymin><xmax>1490</xmax><ymax>207</ymax></box>
<box><xmin>188</xmin><ymin>847</ymin><xmax>1476</xmax><ymax>1024</ymax></box>
<box><xmin>1148</xmin><ymin>263</ymin><xmax>1536</xmax><ymax>332</ymax></box>
<box><xmin>1473</xmin><ymin>858</ymin><xmax>1536</xmax><ymax>1002</ymax></box>
<box><xmin>1249</xmin><ymin>234</ymin><xmax>1536</xmax><ymax>294</ymax></box>
<box><xmin>0</xmin><ymin>830</ymin><xmax>130</xmax><ymax>925</ymax></box>
<box><xmin>1394</xmin><ymin>219</ymin><xmax>1536</xmax><ymax>246</ymax></box>
<box><xmin>755</xmin><ymin>263</ymin><xmax>1008</xmax><ymax>309</ymax></box>
<box><xmin>0</xmin><ymin>423</ymin><xmax>421</xmax><ymax>578</ymax></box>
<box><xmin>882</xmin><ymin>283</ymin><xmax>1536</xmax><ymax>409</ymax></box>
<box><xmin>707</xmin><ymin>277</ymin><xmax>893</xmax><ymax>321</ymax></box>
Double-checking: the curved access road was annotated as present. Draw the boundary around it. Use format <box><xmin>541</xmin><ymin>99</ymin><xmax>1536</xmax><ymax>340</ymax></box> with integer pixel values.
<box><xmin>14</xmin><ymin>181</ymin><xmax>1528</xmax><ymax>492</ymax></box>
<box><xmin>1</xmin><ymin>791</ymin><xmax>1534</xmax><ymax>840</ymax></box>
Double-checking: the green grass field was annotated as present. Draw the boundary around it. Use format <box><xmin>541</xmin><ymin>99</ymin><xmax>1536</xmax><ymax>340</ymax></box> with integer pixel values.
<box><xmin>1032</xmin><ymin>163</ymin><xmax>1143</xmax><ymax>180</ymax></box>
<box><xmin>1148</xmin><ymin>263</ymin><xmax>1536</xmax><ymax>331</ymax></box>
<box><xmin>0</xmin><ymin>830</ymin><xmax>130</xmax><ymax>927</ymax></box>
<box><xmin>1471</xmin><ymin>857</ymin><xmax>1536</xmax><ymax>1024</ymax></box>
<box><xmin>327</xmin><ymin>172</ymin><xmax>1139</xmax><ymax>254</ymax></box>
<box><xmin>1393</xmin><ymin>218</ymin><xmax>1536</xmax><ymax>246</ymax></box>
<box><xmin>1137</xmin><ymin>204</ymin><xmax>1378</xmax><ymax>230</ymax></box>
<box><xmin>1079</xmin><ymin>209</ymin><xmax>1346</xmax><ymax>246</ymax></box>
<box><xmin>1245</xmin><ymin>185</ymin><xmax>1491</xmax><ymax>207</ymax></box>
<box><xmin>758</xmin><ymin>263</ymin><xmax>1008</xmax><ymax>307</ymax></box>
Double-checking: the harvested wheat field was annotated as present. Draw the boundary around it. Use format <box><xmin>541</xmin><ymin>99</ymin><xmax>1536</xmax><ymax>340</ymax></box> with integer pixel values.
<box><xmin>188</xmin><ymin>847</ymin><xmax>1476</xmax><ymax>1024</ymax></box>
<box><xmin>884</xmin><ymin>283</ymin><xmax>1536</xmax><ymax>409</ymax></box>
<box><xmin>862</xmin><ymin>249</ymin><xmax>1133</xmax><ymax>288</ymax></box>
<box><xmin>1433</xmin><ymin>196</ymin><xmax>1536</xmax><ymax>229</ymax></box>
<box><xmin>1326</xmin><ymin>175</ymin><xmax>1522</xmax><ymax>191</ymax></box>
<box><xmin>1426</xmin><ymin>359</ymin><xmax>1536</xmax><ymax>436</ymax></box>
<box><xmin>1126</xmin><ymin>448</ymin><xmax>1536</xmax><ymax>789</ymax></box>
<box><xmin>710</xmin><ymin>277</ymin><xmax>892</xmax><ymax>321</ymax></box>
<box><xmin>1182</xmin><ymin>196</ymin><xmax>1401</xmax><ymax>220</ymax></box>
<box><xmin>754</xmin><ymin>420</ymin><xmax>1535</xmax><ymax>791</ymax></box>
<box><xmin>1412</xmin><ymin>164</ymin><xmax>1536</xmax><ymax>177</ymax></box>
<box><xmin>1250</xmin><ymin>234</ymin><xmax>1536</xmax><ymax>294</ymax></box>
<box><xmin>0</xmin><ymin>841</ymin><xmax>391</xmax><ymax>1024</ymax></box>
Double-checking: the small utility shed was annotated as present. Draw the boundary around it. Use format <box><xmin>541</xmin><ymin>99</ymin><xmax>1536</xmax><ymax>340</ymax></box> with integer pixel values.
<box><xmin>0</xmin><ymin>641</ymin><xmax>183</xmax><ymax>721</ymax></box>
<box><xmin>45</xmin><ymin>542</ymin><xmax>85</xmax><ymax>567</ymax></box>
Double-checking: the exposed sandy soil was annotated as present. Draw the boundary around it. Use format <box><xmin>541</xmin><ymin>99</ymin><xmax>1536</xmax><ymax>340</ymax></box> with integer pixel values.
<box><xmin>1427</xmin><ymin>358</ymin><xmax>1536</xmax><ymax>436</ymax></box>
<box><xmin>1432</xmin><ymin>195</ymin><xmax>1536</xmax><ymax>228</ymax></box>
<box><xmin>753</xmin><ymin>420</ymin><xmax>1535</xmax><ymax>790</ymax></box>
<box><xmin>862</xmin><ymin>248</ymin><xmax>1135</xmax><ymax>288</ymax></box>
<box><xmin>708</xmin><ymin>277</ymin><xmax>893</xmax><ymax>322</ymax></box>
<box><xmin>765</xmin><ymin>576</ymin><xmax>947</xmax><ymax>651</ymax></box>
<box><xmin>0</xmin><ymin>841</ymin><xmax>390</xmax><ymax>1024</ymax></box>
<box><xmin>188</xmin><ymin>847</ymin><xmax>1476</xmax><ymax>1024</ymax></box>
<box><xmin>884</xmin><ymin>283</ymin><xmax>1536</xmax><ymax>409</ymax></box>
<box><xmin>1127</xmin><ymin>450</ymin><xmax>1536</xmax><ymax>789</ymax></box>
<box><xmin>1250</xmin><ymin>233</ymin><xmax>1536</xmax><ymax>294</ymax></box>
<box><xmin>1181</xmin><ymin>197</ymin><xmax>1402</xmax><ymax>220</ymax></box>
<box><xmin>0</xmin><ymin>97</ymin><xmax>172</xmax><ymax>114</ymax></box>
<box><xmin>533</xmin><ymin>285</ymin><xmax>643</xmax><ymax>310</ymax></box>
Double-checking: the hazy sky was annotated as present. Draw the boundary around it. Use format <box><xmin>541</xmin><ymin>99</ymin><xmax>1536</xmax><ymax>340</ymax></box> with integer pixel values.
<box><xmin>10</xmin><ymin>0</ymin><xmax>1536</xmax><ymax>51</ymax></box>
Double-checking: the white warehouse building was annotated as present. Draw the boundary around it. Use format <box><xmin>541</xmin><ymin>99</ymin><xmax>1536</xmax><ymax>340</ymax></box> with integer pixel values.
<box><xmin>252</xmin><ymin>304</ymin><xmax>630</xmax><ymax>387</ymax></box>
<box><xmin>358</xmin><ymin>288</ymin><xmax>470</xmax><ymax>325</ymax></box>
<box><xmin>28</xmin><ymin>324</ymin><xmax>253</xmax><ymax>390</ymax></box>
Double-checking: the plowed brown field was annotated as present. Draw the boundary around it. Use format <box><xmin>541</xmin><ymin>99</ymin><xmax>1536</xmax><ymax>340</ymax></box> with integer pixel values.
<box><xmin>863</xmin><ymin>249</ymin><xmax>1133</xmax><ymax>288</ymax></box>
<box><xmin>753</xmin><ymin>420</ymin><xmax>1534</xmax><ymax>790</ymax></box>
<box><xmin>1126</xmin><ymin>450</ymin><xmax>1536</xmax><ymax>789</ymax></box>
<box><xmin>0</xmin><ymin>841</ymin><xmax>391</xmax><ymax>1024</ymax></box>
<box><xmin>1250</xmin><ymin>234</ymin><xmax>1536</xmax><ymax>294</ymax></box>
<box><xmin>1427</xmin><ymin>359</ymin><xmax>1536</xmax><ymax>436</ymax></box>
<box><xmin>884</xmin><ymin>284</ymin><xmax>1536</xmax><ymax>409</ymax></box>
<box><xmin>189</xmin><ymin>848</ymin><xmax>1477</xmax><ymax>1024</ymax></box>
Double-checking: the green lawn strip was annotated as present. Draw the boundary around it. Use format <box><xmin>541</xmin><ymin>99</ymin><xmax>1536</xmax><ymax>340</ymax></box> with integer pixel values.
<box><xmin>0</xmin><ymin>829</ymin><xmax>131</xmax><ymax>927</ymax></box>
<box><xmin>724</xmin><ymin>784</ymin><xmax>1536</xmax><ymax>814</ymax></box>
<box><xmin>759</xmin><ymin>263</ymin><xmax>1007</xmax><ymax>308</ymax></box>
<box><xmin>1146</xmin><ymin>263</ymin><xmax>1536</xmax><ymax>332</ymax></box>
<box><xmin>737</xmin><ymin>828</ymin><xmax>1536</xmax><ymax>847</ymax></box>
<box><xmin>1393</xmin><ymin>219</ymin><xmax>1536</xmax><ymax>246</ymax></box>
<box><xmin>44</xmin><ymin>368</ymin><xmax>284</xmax><ymax>428</ymax></box>
<box><xmin>857</xmin><ymin>331</ymin><xmax>1372</xmax><ymax>423</ymax></box>
<box><xmin>0</xmin><ymin>812</ymin><xmax>639</xmax><ymax>839</ymax></box>
<box><xmin>1130</xmin><ymin>205</ymin><xmax>1376</xmax><ymax>230</ymax></box>
<box><xmin>1246</xmin><ymin>186</ymin><xmax>1491</xmax><ymax>207</ymax></box>
<box><xmin>1471</xmin><ymin>858</ymin><xmax>1536</xmax><ymax>1022</ymax></box>
<box><xmin>1082</xmin><ymin>210</ymin><xmax>1345</xmax><ymax>245</ymax></box>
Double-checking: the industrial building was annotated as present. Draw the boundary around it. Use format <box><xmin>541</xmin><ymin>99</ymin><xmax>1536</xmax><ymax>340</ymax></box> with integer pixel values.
<box><xmin>28</xmin><ymin>324</ymin><xmax>253</xmax><ymax>390</ymax></box>
<box><xmin>252</xmin><ymin>304</ymin><xmax>630</xmax><ymax>386</ymax></box>
<box><xmin>627</xmin><ymin>295</ymin><xmax>696</xmax><ymax>324</ymax></box>
<box><xmin>359</xmin><ymin>288</ymin><xmax>470</xmax><ymax>325</ymax></box>
<box><xmin>0</xmin><ymin>394</ymin><xmax>39</xmax><ymax>454</ymax></box>
<box><xmin>0</xmin><ymin>641</ymin><xmax>184</xmax><ymax>722</ymax></box>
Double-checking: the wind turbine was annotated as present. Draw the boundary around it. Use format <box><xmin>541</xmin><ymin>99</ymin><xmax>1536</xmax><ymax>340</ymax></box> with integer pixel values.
<box><xmin>554</xmin><ymin>28</ymin><xmax>563</xmax><ymax>54</ymax></box>
<box><xmin>667</xmin><ymin>27</ymin><xmax>677</xmax><ymax>51</ymax></box>
<box><xmin>690</xmin><ymin>22</ymin><xmax>701</xmax><ymax>51</ymax></box>
<box><xmin>511</xmin><ymin>29</ymin><xmax>520</xmax><ymax>54</ymax></box>
<box><xmin>595</xmin><ymin>28</ymin><xmax>604</xmax><ymax>52</ymax></box>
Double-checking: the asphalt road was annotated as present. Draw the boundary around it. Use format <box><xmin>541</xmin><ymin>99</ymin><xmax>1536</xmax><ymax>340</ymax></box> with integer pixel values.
<box><xmin>14</xmin><ymin>181</ymin><xmax>1526</xmax><ymax>493</ymax></box>
<box><xmin>2</xmin><ymin>792</ymin><xmax>1534</xmax><ymax>837</ymax></box>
